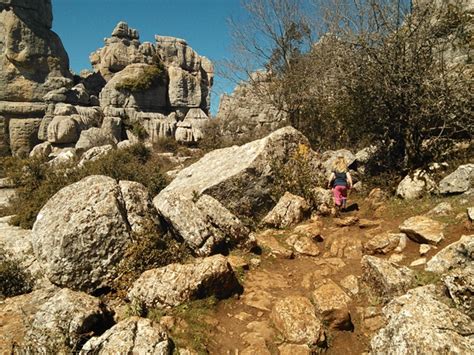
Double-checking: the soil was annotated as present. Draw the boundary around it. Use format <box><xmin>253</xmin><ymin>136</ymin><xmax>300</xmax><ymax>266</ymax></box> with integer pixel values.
<box><xmin>187</xmin><ymin>193</ymin><xmax>473</xmax><ymax>354</ymax></box>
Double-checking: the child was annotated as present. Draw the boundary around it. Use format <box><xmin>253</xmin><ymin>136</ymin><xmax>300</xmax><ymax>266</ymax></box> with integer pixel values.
<box><xmin>327</xmin><ymin>156</ymin><xmax>353</xmax><ymax>212</ymax></box>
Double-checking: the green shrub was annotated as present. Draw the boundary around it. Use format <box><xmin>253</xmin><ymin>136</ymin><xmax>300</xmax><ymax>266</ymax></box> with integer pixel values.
<box><xmin>115</xmin><ymin>64</ymin><xmax>165</xmax><ymax>92</ymax></box>
<box><xmin>0</xmin><ymin>249</ymin><xmax>33</xmax><ymax>298</ymax></box>
<box><xmin>4</xmin><ymin>143</ymin><xmax>169</xmax><ymax>229</ymax></box>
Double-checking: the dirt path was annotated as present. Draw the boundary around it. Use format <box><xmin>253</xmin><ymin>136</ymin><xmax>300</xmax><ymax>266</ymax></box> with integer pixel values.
<box><xmin>198</xmin><ymin>195</ymin><xmax>472</xmax><ymax>354</ymax></box>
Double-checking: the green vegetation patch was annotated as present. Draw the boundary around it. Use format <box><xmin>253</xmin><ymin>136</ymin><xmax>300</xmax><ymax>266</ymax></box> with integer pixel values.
<box><xmin>0</xmin><ymin>249</ymin><xmax>34</xmax><ymax>298</ymax></box>
<box><xmin>2</xmin><ymin>143</ymin><xmax>168</xmax><ymax>229</ymax></box>
<box><xmin>115</xmin><ymin>64</ymin><xmax>165</xmax><ymax>92</ymax></box>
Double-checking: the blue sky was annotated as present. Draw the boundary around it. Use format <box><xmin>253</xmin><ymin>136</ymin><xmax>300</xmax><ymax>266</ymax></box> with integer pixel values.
<box><xmin>52</xmin><ymin>0</ymin><xmax>246</xmax><ymax>115</ymax></box>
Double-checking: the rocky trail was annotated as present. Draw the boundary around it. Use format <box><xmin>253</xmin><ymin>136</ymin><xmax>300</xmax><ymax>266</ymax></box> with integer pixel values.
<box><xmin>153</xmin><ymin>195</ymin><xmax>473</xmax><ymax>354</ymax></box>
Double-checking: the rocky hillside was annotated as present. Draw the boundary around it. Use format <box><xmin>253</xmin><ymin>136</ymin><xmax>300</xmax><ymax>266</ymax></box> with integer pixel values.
<box><xmin>1</xmin><ymin>125</ymin><xmax>473</xmax><ymax>353</ymax></box>
<box><xmin>0</xmin><ymin>0</ymin><xmax>214</xmax><ymax>160</ymax></box>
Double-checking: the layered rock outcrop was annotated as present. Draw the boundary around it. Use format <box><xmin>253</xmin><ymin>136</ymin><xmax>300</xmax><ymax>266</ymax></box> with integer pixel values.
<box><xmin>0</xmin><ymin>14</ymin><xmax>214</xmax><ymax>157</ymax></box>
<box><xmin>216</xmin><ymin>71</ymin><xmax>289</xmax><ymax>141</ymax></box>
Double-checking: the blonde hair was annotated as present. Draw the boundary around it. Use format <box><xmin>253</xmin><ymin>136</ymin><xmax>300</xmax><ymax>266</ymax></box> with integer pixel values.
<box><xmin>333</xmin><ymin>156</ymin><xmax>348</xmax><ymax>173</ymax></box>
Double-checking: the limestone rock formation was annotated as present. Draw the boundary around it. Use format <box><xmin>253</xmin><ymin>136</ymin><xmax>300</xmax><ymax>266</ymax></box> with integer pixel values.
<box><xmin>370</xmin><ymin>285</ymin><xmax>474</xmax><ymax>354</ymax></box>
<box><xmin>8</xmin><ymin>118</ymin><xmax>41</xmax><ymax>157</ymax></box>
<box><xmin>127</xmin><ymin>255</ymin><xmax>241</xmax><ymax>310</ymax></box>
<box><xmin>153</xmin><ymin>126</ymin><xmax>321</xmax><ymax>256</ymax></box>
<box><xmin>0</xmin><ymin>0</ymin><xmax>72</xmax><ymax>102</ymax></box>
<box><xmin>216</xmin><ymin>71</ymin><xmax>289</xmax><ymax>141</ymax></box>
<box><xmin>31</xmin><ymin>175</ymin><xmax>161</xmax><ymax>293</ymax></box>
<box><xmin>80</xmin><ymin>317</ymin><xmax>173</xmax><ymax>354</ymax></box>
<box><xmin>175</xmin><ymin>108</ymin><xmax>210</xmax><ymax>143</ymax></box>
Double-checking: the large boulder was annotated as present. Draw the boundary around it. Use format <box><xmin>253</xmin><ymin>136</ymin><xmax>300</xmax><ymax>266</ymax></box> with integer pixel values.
<box><xmin>399</xmin><ymin>216</ymin><xmax>445</xmax><ymax>245</ymax></box>
<box><xmin>270</xmin><ymin>296</ymin><xmax>324</xmax><ymax>345</ymax></box>
<box><xmin>127</xmin><ymin>255</ymin><xmax>241</xmax><ymax>310</ymax></box>
<box><xmin>0</xmin><ymin>0</ymin><xmax>72</xmax><ymax>102</ymax></box>
<box><xmin>361</xmin><ymin>256</ymin><xmax>415</xmax><ymax>303</ymax></box>
<box><xmin>153</xmin><ymin>127</ymin><xmax>320</xmax><ymax>256</ymax></box>
<box><xmin>80</xmin><ymin>317</ymin><xmax>173</xmax><ymax>354</ymax></box>
<box><xmin>167</xmin><ymin>66</ymin><xmax>201</xmax><ymax>108</ymax></box>
<box><xmin>443</xmin><ymin>268</ymin><xmax>474</xmax><ymax>318</ymax></box>
<box><xmin>174</xmin><ymin>108</ymin><xmax>209</xmax><ymax>143</ymax></box>
<box><xmin>31</xmin><ymin>175</ymin><xmax>161</xmax><ymax>293</ymax></box>
<box><xmin>396</xmin><ymin>169</ymin><xmax>436</xmax><ymax>199</ymax></box>
<box><xmin>438</xmin><ymin>164</ymin><xmax>474</xmax><ymax>194</ymax></box>
<box><xmin>370</xmin><ymin>285</ymin><xmax>474</xmax><ymax>354</ymax></box>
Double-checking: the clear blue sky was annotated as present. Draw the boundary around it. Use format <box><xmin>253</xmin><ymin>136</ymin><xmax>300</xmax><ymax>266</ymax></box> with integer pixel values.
<box><xmin>52</xmin><ymin>0</ymin><xmax>246</xmax><ymax>115</ymax></box>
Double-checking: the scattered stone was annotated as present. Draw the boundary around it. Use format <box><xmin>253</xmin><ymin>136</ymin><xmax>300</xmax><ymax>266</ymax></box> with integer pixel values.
<box><xmin>80</xmin><ymin>317</ymin><xmax>173</xmax><ymax>354</ymax></box>
<box><xmin>334</xmin><ymin>216</ymin><xmax>359</xmax><ymax>227</ymax></box>
<box><xmin>370</xmin><ymin>285</ymin><xmax>473</xmax><ymax>354</ymax></box>
<box><xmin>270</xmin><ymin>296</ymin><xmax>324</xmax><ymax>345</ymax></box>
<box><xmin>278</xmin><ymin>343</ymin><xmax>312</xmax><ymax>355</ymax></box>
<box><xmin>365</xmin><ymin>188</ymin><xmax>389</xmax><ymax>210</ymax></box>
<box><xmin>250</xmin><ymin>258</ymin><xmax>261</xmax><ymax>268</ymax></box>
<box><xmin>285</xmin><ymin>234</ymin><xmax>320</xmax><ymax>256</ymax></box>
<box><xmin>340</xmin><ymin>275</ymin><xmax>359</xmax><ymax>295</ymax></box>
<box><xmin>227</xmin><ymin>255</ymin><xmax>249</xmax><ymax>270</ymax></box>
<box><xmin>361</xmin><ymin>256</ymin><xmax>415</xmax><ymax>303</ymax></box>
<box><xmin>410</xmin><ymin>258</ymin><xmax>427</xmax><ymax>267</ymax></box>
<box><xmin>256</xmin><ymin>231</ymin><xmax>294</xmax><ymax>259</ymax></box>
<box><xmin>396</xmin><ymin>169</ymin><xmax>436</xmax><ymax>200</ymax></box>
<box><xmin>311</xmin><ymin>187</ymin><xmax>333</xmax><ymax>215</ymax></box>
<box><xmin>359</xmin><ymin>219</ymin><xmax>381</xmax><ymax>229</ymax></box>
<box><xmin>293</xmin><ymin>221</ymin><xmax>324</xmax><ymax>240</ymax></box>
<box><xmin>261</xmin><ymin>192</ymin><xmax>310</xmax><ymax>228</ymax></box>
<box><xmin>468</xmin><ymin>207</ymin><xmax>474</xmax><ymax>221</ymax></box>
<box><xmin>328</xmin><ymin>237</ymin><xmax>363</xmax><ymax>259</ymax></box>
<box><xmin>235</xmin><ymin>312</ymin><xmax>253</xmax><ymax>322</ymax></box>
<box><xmin>399</xmin><ymin>216</ymin><xmax>445</xmax><ymax>245</ymax></box>
<box><xmin>388</xmin><ymin>254</ymin><xmax>405</xmax><ymax>264</ymax></box>
<box><xmin>312</xmin><ymin>279</ymin><xmax>353</xmax><ymax>330</ymax></box>
<box><xmin>419</xmin><ymin>244</ymin><xmax>432</xmax><ymax>256</ymax></box>
<box><xmin>426</xmin><ymin>235</ymin><xmax>473</xmax><ymax>274</ymax></box>
<box><xmin>128</xmin><ymin>255</ymin><xmax>241</xmax><ymax>309</ymax></box>
<box><xmin>394</xmin><ymin>234</ymin><xmax>408</xmax><ymax>253</ymax></box>
<box><xmin>425</xmin><ymin>202</ymin><xmax>453</xmax><ymax>217</ymax></box>
<box><xmin>364</xmin><ymin>233</ymin><xmax>401</xmax><ymax>255</ymax></box>
<box><xmin>438</xmin><ymin>164</ymin><xmax>474</xmax><ymax>194</ymax></box>
<box><xmin>47</xmin><ymin>149</ymin><xmax>77</xmax><ymax>167</ymax></box>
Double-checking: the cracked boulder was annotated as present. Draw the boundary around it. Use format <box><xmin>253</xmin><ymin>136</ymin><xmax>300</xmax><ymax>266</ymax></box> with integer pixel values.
<box><xmin>31</xmin><ymin>175</ymin><xmax>162</xmax><ymax>293</ymax></box>
<box><xmin>153</xmin><ymin>126</ymin><xmax>321</xmax><ymax>256</ymax></box>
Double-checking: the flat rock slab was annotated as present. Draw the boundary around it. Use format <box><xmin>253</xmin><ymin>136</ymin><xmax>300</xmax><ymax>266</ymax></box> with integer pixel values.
<box><xmin>399</xmin><ymin>216</ymin><xmax>445</xmax><ymax>245</ymax></box>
